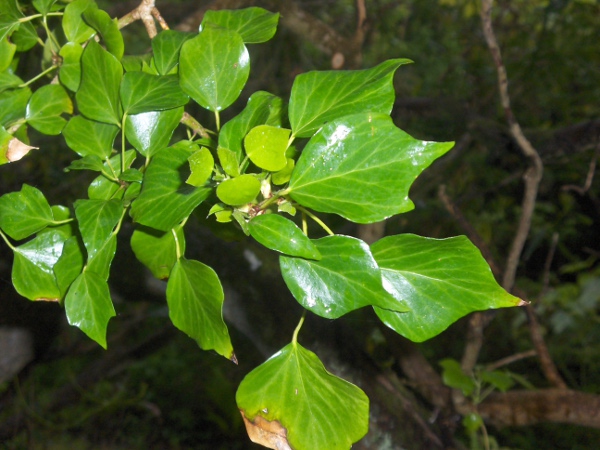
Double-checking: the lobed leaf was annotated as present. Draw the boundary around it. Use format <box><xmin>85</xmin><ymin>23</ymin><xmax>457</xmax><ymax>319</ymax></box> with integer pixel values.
<box><xmin>63</xmin><ymin>0</ymin><xmax>97</xmax><ymax>44</ymax></box>
<box><xmin>82</xmin><ymin>7</ymin><xmax>123</xmax><ymax>59</ymax></box>
<box><xmin>151</xmin><ymin>30</ymin><xmax>194</xmax><ymax>75</ymax></box>
<box><xmin>249</xmin><ymin>214</ymin><xmax>321</xmax><ymax>260</ymax></box>
<box><xmin>124</xmin><ymin>107</ymin><xmax>183</xmax><ymax>158</ymax></box>
<box><xmin>131</xmin><ymin>225</ymin><xmax>185</xmax><ymax>280</ymax></box>
<box><xmin>74</xmin><ymin>198</ymin><xmax>122</xmax><ymax>262</ymax></box>
<box><xmin>236</xmin><ymin>342</ymin><xmax>369</xmax><ymax>450</ymax></box>
<box><xmin>0</xmin><ymin>184</ymin><xmax>54</xmax><ymax>240</ymax></box>
<box><xmin>288</xmin><ymin>113</ymin><xmax>454</xmax><ymax>223</ymax></box>
<box><xmin>25</xmin><ymin>84</ymin><xmax>73</xmax><ymax>135</ymax></box>
<box><xmin>120</xmin><ymin>72</ymin><xmax>188</xmax><ymax>115</ymax></box>
<box><xmin>202</xmin><ymin>7</ymin><xmax>279</xmax><ymax>44</ymax></box>
<box><xmin>371</xmin><ymin>234</ymin><xmax>524</xmax><ymax>342</ymax></box>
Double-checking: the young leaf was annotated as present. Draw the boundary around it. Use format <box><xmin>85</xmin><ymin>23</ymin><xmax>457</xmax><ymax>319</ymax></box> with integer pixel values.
<box><xmin>74</xmin><ymin>198</ymin><xmax>122</xmax><ymax>262</ymax></box>
<box><xmin>440</xmin><ymin>359</ymin><xmax>476</xmax><ymax>396</ymax></box>
<box><xmin>280</xmin><ymin>235</ymin><xmax>408</xmax><ymax>319</ymax></box>
<box><xmin>371</xmin><ymin>234</ymin><xmax>524</xmax><ymax>342</ymax></box>
<box><xmin>186</xmin><ymin>147</ymin><xmax>214</xmax><ymax>187</ymax></box>
<box><xmin>151</xmin><ymin>30</ymin><xmax>194</xmax><ymax>75</ymax></box>
<box><xmin>272</xmin><ymin>158</ymin><xmax>295</xmax><ymax>185</ymax></box>
<box><xmin>236</xmin><ymin>342</ymin><xmax>369</xmax><ymax>450</ymax></box>
<box><xmin>63</xmin><ymin>115</ymin><xmax>119</xmax><ymax>158</ymax></box>
<box><xmin>244</xmin><ymin>125</ymin><xmax>290</xmax><ymax>172</ymax></box>
<box><xmin>179</xmin><ymin>25</ymin><xmax>250</xmax><ymax>111</ymax></box>
<box><xmin>120</xmin><ymin>72</ymin><xmax>188</xmax><ymax>115</ymax></box>
<box><xmin>63</xmin><ymin>0</ymin><xmax>97</xmax><ymax>44</ymax></box>
<box><xmin>288</xmin><ymin>113</ymin><xmax>454</xmax><ymax>224</ymax></box>
<box><xmin>82</xmin><ymin>8</ymin><xmax>124</xmax><ymax>60</ymax></box>
<box><xmin>0</xmin><ymin>184</ymin><xmax>54</xmax><ymax>240</ymax></box>
<box><xmin>289</xmin><ymin>59</ymin><xmax>411</xmax><ymax>138</ymax></box>
<box><xmin>216</xmin><ymin>174</ymin><xmax>261</xmax><ymax>206</ymax></box>
<box><xmin>166</xmin><ymin>258</ymin><xmax>234</xmax><ymax>360</ymax></box>
<box><xmin>202</xmin><ymin>7</ymin><xmax>279</xmax><ymax>44</ymax></box>
<box><xmin>76</xmin><ymin>40</ymin><xmax>123</xmax><ymax>125</ymax></box>
<box><xmin>130</xmin><ymin>141</ymin><xmax>212</xmax><ymax>231</ymax></box>
<box><xmin>249</xmin><ymin>214</ymin><xmax>321</xmax><ymax>260</ymax></box>
<box><xmin>124</xmin><ymin>107</ymin><xmax>183</xmax><ymax>158</ymax></box>
<box><xmin>131</xmin><ymin>225</ymin><xmax>185</xmax><ymax>280</ymax></box>
<box><xmin>25</xmin><ymin>85</ymin><xmax>73</xmax><ymax>135</ymax></box>
<box><xmin>59</xmin><ymin>42</ymin><xmax>84</xmax><ymax>92</ymax></box>
<box><xmin>12</xmin><ymin>230</ymin><xmax>66</xmax><ymax>301</ymax></box>
<box><xmin>65</xmin><ymin>271</ymin><xmax>116</xmax><ymax>349</ymax></box>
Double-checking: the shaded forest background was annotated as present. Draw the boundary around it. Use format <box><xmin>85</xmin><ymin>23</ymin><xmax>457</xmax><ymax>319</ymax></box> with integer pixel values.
<box><xmin>1</xmin><ymin>0</ymin><xmax>599</xmax><ymax>448</ymax></box>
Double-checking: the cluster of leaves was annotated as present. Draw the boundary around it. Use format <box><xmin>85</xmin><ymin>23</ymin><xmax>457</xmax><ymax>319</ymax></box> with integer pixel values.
<box><xmin>0</xmin><ymin>1</ymin><xmax>523</xmax><ymax>448</ymax></box>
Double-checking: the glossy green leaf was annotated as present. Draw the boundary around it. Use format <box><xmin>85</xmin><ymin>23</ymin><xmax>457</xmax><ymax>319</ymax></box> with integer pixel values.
<box><xmin>88</xmin><ymin>150</ymin><xmax>136</xmax><ymax>200</ymax></box>
<box><xmin>65</xmin><ymin>271</ymin><xmax>115</xmax><ymax>349</ymax></box>
<box><xmin>272</xmin><ymin>158</ymin><xmax>295</xmax><ymax>185</ymax></box>
<box><xmin>131</xmin><ymin>225</ymin><xmax>185</xmax><ymax>279</ymax></box>
<box><xmin>130</xmin><ymin>141</ymin><xmax>212</xmax><ymax>231</ymax></box>
<box><xmin>12</xmin><ymin>230</ymin><xmax>66</xmax><ymax>301</ymax></box>
<box><xmin>179</xmin><ymin>25</ymin><xmax>250</xmax><ymax>111</ymax></box>
<box><xmin>216</xmin><ymin>174</ymin><xmax>260</xmax><ymax>206</ymax></box>
<box><xmin>25</xmin><ymin>85</ymin><xmax>73</xmax><ymax>135</ymax></box>
<box><xmin>186</xmin><ymin>148</ymin><xmax>214</xmax><ymax>187</ymax></box>
<box><xmin>54</xmin><ymin>236</ymin><xmax>85</xmax><ymax>298</ymax></box>
<box><xmin>66</xmin><ymin>154</ymin><xmax>105</xmax><ymax>172</ymax></box>
<box><xmin>120</xmin><ymin>72</ymin><xmax>188</xmax><ymax>115</ymax></box>
<box><xmin>244</xmin><ymin>125</ymin><xmax>290</xmax><ymax>172</ymax></box>
<box><xmin>218</xmin><ymin>91</ymin><xmax>282</xmax><ymax>175</ymax></box>
<box><xmin>74</xmin><ymin>198</ymin><xmax>122</xmax><ymax>263</ymax></box>
<box><xmin>372</xmin><ymin>234</ymin><xmax>524</xmax><ymax>342</ymax></box>
<box><xmin>120</xmin><ymin>168</ymin><xmax>143</xmax><ymax>183</ymax></box>
<box><xmin>0</xmin><ymin>0</ymin><xmax>22</xmax><ymax>43</ymax></box>
<box><xmin>0</xmin><ymin>184</ymin><xmax>54</xmax><ymax>240</ymax></box>
<box><xmin>12</xmin><ymin>21</ymin><xmax>37</xmax><ymax>52</ymax></box>
<box><xmin>236</xmin><ymin>342</ymin><xmax>369</xmax><ymax>450</ymax></box>
<box><xmin>166</xmin><ymin>258</ymin><xmax>233</xmax><ymax>359</ymax></box>
<box><xmin>124</xmin><ymin>107</ymin><xmax>182</xmax><ymax>158</ymax></box>
<box><xmin>0</xmin><ymin>87</ymin><xmax>31</xmax><ymax>127</ymax></box>
<box><xmin>288</xmin><ymin>113</ymin><xmax>454</xmax><ymax>223</ymax></box>
<box><xmin>289</xmin><ymin>59</ymin><xmax>410</xmax><ymax>137</ymax></box>
<box><xmin>249</xmin><ymin>214</ymin><xmax>321</xmax><ymax>260</ymax></box>
<box><xmin>280</xmin><ymin>235</ymin><xmax>407</xmax><ymax>319</ymax></box>
<box><xmin>82</xmin><ymin>8</ymin><xmax>123</xmax><ymax>60</ymax></box>
<box><xmin>202</xmin><ymin>7</ymin><xmax>279</xmax><ymax>44</ymax></box>
<box><xmin>439</xmin><ymin>359</ymin><xmax>476</xmax><ymax>396</ymax></box>
<box><xmin>0</xmin><ymin>72</ymin><xmax>22</xmax><ymax>94</ymax></box>
<box><xmin>85</xmin><ymin>233</ymin><xmax>117</xmax><ymax>280</ymax></box>
<box><xmin>33</xmin><ymin>0</ymin><xmax>57</xmax><ymax>15</ymax></box>
<box><xmin>76</xmin><ymin>40</ymin><xmax>123</xmax><ymax>125</ymax></box>
<box><xmin>0</xmin><ymin>37</ymin><xmax>16</xmax><ymax>72</ymax></box>
<box><xmin>151</xmin><ymin>30</ymin><xmax>194</xmax><ymax>75</ymax></box>
<box><xmin>63</xmin><ymin>0</ymin><xmax>97</xmax><ymax>44</ymax></box>
<box><xmin>63</xmin><ymin>115</ymin><xmax>119</xmax><ymax>158</ymax></box>
<box><xmin>59</xmin><ymin>42</ymin><xmax>84</xmax><ymax>92</ymax></box>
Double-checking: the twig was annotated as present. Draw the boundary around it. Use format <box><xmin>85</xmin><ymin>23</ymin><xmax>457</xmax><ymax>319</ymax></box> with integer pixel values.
<box><xmin>485</xmin><ymin>349</ymin><xmax>537</xmax><ymax>372</ymax></box>
<box><xmin>118</xmin><ymin>0</ymin><xmax>158</xmax><ymax>38</ymax></box>
<box><xmin>539</xmin><ymin>232</ymin><xmax>559</xmax><ymax>300</ymax></box>
<box><xmin>562</xmin><ymin>142</ymin><xmax>599</xmax><ymax>195</ymax></box>
<box><xmin>480</xmin><ymin>0</ymin><xmax>544</xmax><ymax>293</ymax></box>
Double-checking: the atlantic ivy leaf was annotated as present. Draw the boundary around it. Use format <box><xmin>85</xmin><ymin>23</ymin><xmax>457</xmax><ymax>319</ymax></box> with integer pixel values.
<box><xmin>202</xmin><ymin>7</ymin><xmax>279</xmax><ymax>44</ymax></box>
<box><xmin>0</xmin><ymin>37</ymin><xmax>16</xmax><ymax>72</ymax></box>
<box><xmin>236</xmin><ymin>342</ymin><xmax>369</xmax><ymax>450</ymax></box>
<box><xmin>82</xmin><ymin>7</ymin><xmax>123</xmax><ymax>60</ymax></box>
<box><xmin>59</xmin><ymin>42</ymin><xmax>84</xmax><ymax>92</ymax></box>
<box><xmin>0</xmin><ymin>72</ymin><xmax>22</xmax><ymax>94</ymax></box>
<box><xmin>25</xmin><ymin>85</ymin><xmax>73</xmax><ymax>135</ymax></box>
<box><xmin>130</xmin><ymin>141</ymin><xmax>212</xmax><ymax>231</ymax></box>
<box><xmin>131</xmin><ymin>225</ymin><xmax>185</xmax><ymax>280</ymax></box>
<box><xmin>166</xmin><ymin>258</ymin><xmax>234</xmax><ymax>359</ymax></box>
<box><xmin>33</xmin><ymin>0</ymin><xmax>58</xmax><ymax>15</ymax></box>
<box><xmin>218</xmin><ymin>91</ymin><xmax>282</xmax><ymax>175</ymax></box>
<box><xmin>371</xmin><ymin>234</ymin><xmax>524</xmax><ymax>342</ymax></box>
<box><xmin>11</xmin><ymin>230</ymin><xmax>66</xmax><ymax>301</ymax></box>
<box><xmin>124</xmin><ymin>107</ymin><xmax>182</xmax><ymax>158</ymax></box>
<box><xmin>12</xmin><ymin>22</ymin><xmax>37</xmax><ymax>52</ymax></box>
<box><xmin>272</xmin><ymin>158</ymin><xmax>295</xmax><ymax>185</ymax></box>
<box><xmin>0</xmin><ymin>87</ymin><xmax>31</xmax><ymax>127</ymax></box>
<box><xmin>249</xmin><ymin>214</ymin><xmax>321</xmax><ymax>260</ymax></box>
<box><xmin>66</xmin><ymin>154</ymin><xmax>105</xmax><ymax>173</ymax></box>
<box><xmin>179</xmin><ymin>25</ymin><xmax>250</xmax><ymax>111</ymax></box>
<box><xmin>88</xmin><ymin>150</ymin><xmax>136</xmax><ymax>200</ymax></box>
<box><xmin>216</xmin><ymin>174</ymin><xmax>261</xmax><ymax>206</ymax></box>
<box><xmin>280</xmin><ymin>235</ymin><xmax>407</xmax><ymax>319</ymax></box>
<box><xmin>76</xmin><ymin>40</ymin><xmax>123</xmax><ymax>125</ymax></box>
<box><xmin>151</xmin><ymin>30</ymin><xmax>194</xmax><ymax>75</ymax></box>
<box><xmin>186</xmin><ymin>147</ymin><xmax>214</xmax><ymax>187</ymax></box>
<box><xmin>289</xmin><ymin>59</ymin><xmax>411</xmax><ymax>138</ymax></box>
<box><xmin>63</xmin><ymin>0</ymin><xmax>97</xmax><ymax>44</ymax></box>
<box><xmin>244</xmin><ymin>125</ymin><xmax>290</xmax><ymax>172</ymax></box>
<box><xmin>120</xmin><ymin>72</ymin><xmax>188</xmax><ymax>115</ymax></box>
<box><xmin>0</xmin><ymin>0</ymin><xmax>23</xmax><ymax>43</ymax></box>
<box><xmin>0</xmin><ymin>184</ymin><xmax>55</xmax><ymax>240</ymax></box>
<box><xmin>65</xmin><ymin>270</ymin><xmax>115</xmax><ymax>349</ymax></box>
<box><xmin>288</xmin><ymin>113</ymin><xmax>454</xmax><ymax>223</ymax></box>
<box><xmin>54</xmin><ymin>236</ymin><xmax>85</xmax><ymax>299</ymax></box>
<box><xmin>85</xmin><ymin>233</ymin><xmax>116</xmax><ymax>280</ymax></box>
<box><xmin>74</xmin><ymin>198</ymin><xmax>122</xmax><ymax>262</ymax></box>
<box><xmin>63</xmin><ymin>115</ymin><xmax>119</xmax><ymax>159</ymax></box>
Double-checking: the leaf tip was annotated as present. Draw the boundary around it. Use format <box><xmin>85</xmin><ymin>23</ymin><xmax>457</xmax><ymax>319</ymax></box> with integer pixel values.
<box><xmin>240</xmin><ymin>410</ymin><xmax>291</xmax><ymax>450</ymax></box>
<box><xmin>6</xmin><ymin>138</ymin><xmax>38</xmax><ymax>162</ymax></box>
<box><xmin>517</xmin><ymin>298</ymin><xmax>529</xmax><ymax>307</ymax></box>
<box><xmin>230</xmin><ymin>352</ymin><xmax>239</xmax><ymax>365</ymax></box>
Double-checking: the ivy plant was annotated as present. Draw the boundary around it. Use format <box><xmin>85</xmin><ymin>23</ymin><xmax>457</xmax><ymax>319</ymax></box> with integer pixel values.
<box><xmin>0</xmin><ymin>1</ymin><xmax>524</xmax><ymax>448</ymax></box>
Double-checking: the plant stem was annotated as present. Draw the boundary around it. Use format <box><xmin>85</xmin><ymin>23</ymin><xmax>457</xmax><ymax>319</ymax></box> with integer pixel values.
<box><xmin>292</xmin><ymin>310</ymin><xmax>306</xmax><ymax>346</ymax></box>
<box><xmin>215</xmin><ymin>111</ymin><xmax>221</xmax><ymax>131</ymax></box>
<box><xmin>172</xmin><ymin>228</ymin><xmax>182</xmax><ymax>260</ymax></box>
<box><xmin>296</xmin><ymin>206</ymin><xmax>334</xmax><ymax>236</ymax></box>
<box><xmin>121</xmin><ymin>114</ymin><xmax>128</xmax><ymax>173</ymax></box>
<box><xmin>50</xmin><ymin>218</ymin><xmax>74</xmax><ymax>226</ymax></box>
<box><xmin>19</xmin><ymin>65</ymin><xmax>58</xmax><ymax>88</ymax></box>
<box><xmin>180</xmin><ymin>112</ymin><xmax>210</xmax><ymax>140</ymax></box>
<box><xmin>302</xmin><ymin>211</ymin><xmax>308</xmax><ymax>235</ymax></box>
<box><xmin>0</xmin><ymin>229</ymin><xmax>16</xmax><ymax>252</ymax></box>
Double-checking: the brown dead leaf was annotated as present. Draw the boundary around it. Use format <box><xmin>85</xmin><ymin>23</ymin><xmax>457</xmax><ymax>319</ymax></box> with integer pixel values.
<box><xmin>7</xmin><ymin>138</ymin><xmax>37</xmax><ymax>162</ymax></box>
<box><xmin>240</xmin><ymin>410</ymin><xmax>292</xmax><ymax>450</ymax></box>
